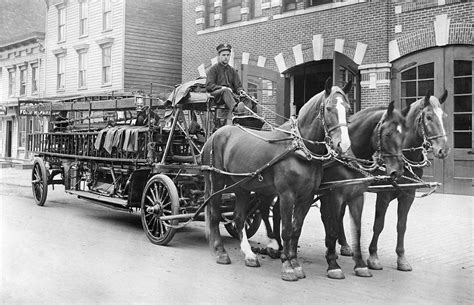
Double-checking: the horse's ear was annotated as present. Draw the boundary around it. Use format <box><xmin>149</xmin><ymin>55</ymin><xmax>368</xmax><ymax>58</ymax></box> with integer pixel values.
<box><xmin>387</xmin><ymin>100</ymin><xmax>395</xmax><ymax>117</ymax></box>
<box><xmin>439</xmin><ymin>90</ymin><xmax>448</xmax><ymax>104</ymax></box>
<box><xmin>342</xmin><ymin>80</ymin><xmax>352</xmax><ymax>94</ymax></box>
<box><xmin>401</xmin><ymin>103</ymin><xmax>410</xmax><ymax>117</ymax></box>
<box><xmin>424</xmin><ymin>90</ymin><xmax>432</xmax><ymax>107</ymax></box>
<box><xmin>325</xmin><ymin>77</ymin><xmax>332</xmax><ymax>96</ymax></box>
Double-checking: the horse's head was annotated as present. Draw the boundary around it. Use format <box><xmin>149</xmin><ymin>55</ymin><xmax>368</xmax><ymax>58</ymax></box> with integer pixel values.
<box><xmin>297</xmin><ymin>78</ymin><xmax>351</xmax><ymax>155</ymax></box>
<box><xmin>373</xmin><ymin>101</ymin><xmax>406</xmax><ymax>180</ymax></box>
<box><xmin>403</xmin><ymin>90</ymin><xmax>450</xmax><ymax>159</ymax></box>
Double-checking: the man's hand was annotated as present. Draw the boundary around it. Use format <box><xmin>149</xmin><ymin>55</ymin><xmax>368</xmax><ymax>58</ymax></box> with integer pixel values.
<box><xmin>238</xmin><ymin>90</ymin><xmax>246</xmax><ymax>97</ymax></box>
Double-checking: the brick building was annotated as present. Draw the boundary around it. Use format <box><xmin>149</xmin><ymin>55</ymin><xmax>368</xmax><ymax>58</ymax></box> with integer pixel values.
<box><xmin>183</xmin><ymin>0</ymin><xmax>473</xmax><ymax>194</ymax></box>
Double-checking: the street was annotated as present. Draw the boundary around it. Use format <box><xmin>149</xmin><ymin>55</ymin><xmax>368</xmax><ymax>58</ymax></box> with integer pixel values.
<box><xmin>0</xmin><ymin>179</ymin><xmax>473</xmax><ymax>304</ymax></box>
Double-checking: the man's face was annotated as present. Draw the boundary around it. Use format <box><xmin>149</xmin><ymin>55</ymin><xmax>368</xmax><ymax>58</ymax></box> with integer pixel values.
<box><xmin>218</xmin><ymin>50</ymin><xmax>231</xmax><ymax>65</ymax></box>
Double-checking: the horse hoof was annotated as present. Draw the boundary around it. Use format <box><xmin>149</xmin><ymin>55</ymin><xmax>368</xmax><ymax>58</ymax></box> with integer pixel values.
<box><xmin>293</xmin><ymin>266</ymin><xmax>306</xmax><ymax>279</ymax></box>
<box><xmin>354</xmin><ymin>267</ymin><xmax>373</xmax><ymax>277</ymax></box>
<box><xmin>245</xmin><ymin>258</ymin><xmax>260</xmax><ymax>268</ymax></box>
<box><xmin>340</xmin><ymin>245</ymin><xmax>354</xmax><ymax>257</ymax></box>
<box><xmin>216</xmin><ymin>253</ymin><xmax>231</xmax><ymax>265</ymax></box>
<box><xmin>397</xmin><ymin>258</ymin><xmax>412</xmax><ymax>272</ymax></box>
<box><xmin>281</xmin><ymin>270</ymin><xmax>298</xmax><ymax>282</ymax></box>
<box><xmin>367</xmin><ymin>257</ymin><xmax>383</xmax><ymax>270</ymax></box>
<box><xmin>266</xmin><ymin>248</ymin><xmax>280</xmax><ymax>259</ymax></box>
<box><xmin>327</xmin><ymin>269</ymin><xmax>345</xmax><ymax>280</ymax></box>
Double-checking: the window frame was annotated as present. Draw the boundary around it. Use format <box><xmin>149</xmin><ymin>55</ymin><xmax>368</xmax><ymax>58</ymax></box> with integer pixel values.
<box><xmin>78</xmin><ymin>51</ymin><xmax>87</xmax><ymax>89</ymax></box>
<box><xmin>79</xmin><ymin>0</ymin><xmax>88</xmax><ymax>37</ymax></box>
<box><xmin>282</xmin><ymin>0</ymin><xmax>297</xmax><ymax>12</ymax></box>
<box><xmin>19</xmin><ymin>67</ymin><xmax>27</xmax><ymax>96</ymax></box>
<box><xmin>8</xmin><ymin>68</ymin><xmax>16</xmax><ymax>97</ymax></box>
<box><xmin>250</xmin><ymin>0</ymin><xmax>263</xmax><ymax>19</ymax></box>
<box><xmin>101</xmin><ymin>46</ymin><xmax>112</xmax><ymax>85</ymax></box>
<box><xmin>205</xmin><ymin>0</ymin><xmax>216</xmax><ymax>28</ymax></box>
<box><xmin>222</xmin><ymin>0</ymin><xmax>242</xmax><ymax>25</ymax></box>
<box><xmin>103</xmin><ymin>0</ymin><xmax>112</xmax><ymax>31</ymax></box>
<box><xmin>31</xmin><ymin>64</ymin><xmax>38</xmax><ymax>94</ymax></box>
<box><xmin>58</xmin><ymin>5</ymin><xmax>66</xmax><ymax>42</ymax></box>
<box><xmin>57</xmin><ymin>55</ymin><xmax>66</xmax><ymax>90</ymax></box>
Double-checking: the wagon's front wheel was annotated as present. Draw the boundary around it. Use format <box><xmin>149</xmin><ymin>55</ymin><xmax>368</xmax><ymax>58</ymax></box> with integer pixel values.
<box><xmin>141</xmin><ymin>174</ymin><xmax>179</xmax><ymax>245</ymax></box>
<box><xmin>31</xmin><ymin>158</ymin><xmax>48</xmax><ymax>206</ymax></box>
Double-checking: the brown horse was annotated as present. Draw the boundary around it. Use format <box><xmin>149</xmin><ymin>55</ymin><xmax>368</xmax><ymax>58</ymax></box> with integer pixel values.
<box><xmin>202</xmin><ymin>79</ymin><xmax>352</xmax><ymax>281</ymax></box>
<box><xmin>319</xmin><ymin>101</ymin><xmax>406</xmax><ymax>279</ymax></box>
<box><xmin>258</xmin><ymin>101</ymin><xmax>407</xmax><ymax>279</ymax></box>
<box><xmin>364</xmin><ymin>90</ymin><xmax>450</xmax><ymax>272</ymax></box>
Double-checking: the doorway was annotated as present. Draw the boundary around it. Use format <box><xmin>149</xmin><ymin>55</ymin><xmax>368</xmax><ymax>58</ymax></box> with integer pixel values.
<box><xmin>6</xmin><ymin>120</ymin><xmax>12</xmax><ymax>157</ymax></box>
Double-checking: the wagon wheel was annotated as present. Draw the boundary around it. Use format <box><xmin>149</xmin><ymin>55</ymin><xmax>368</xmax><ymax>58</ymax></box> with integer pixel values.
<box><xmin>140</xmin><ymin>174</ymin><xmax>179</xmax><ymax>245</ymax></box>
<box><xmin>31</xmin><ymin>158</ymin><xmax>48</xmax><ymax>206</ymax></box>
<box><xmin>224</xmin><ymin>211</ymin><xmax>262</xmax><ymax>240</ymax></box>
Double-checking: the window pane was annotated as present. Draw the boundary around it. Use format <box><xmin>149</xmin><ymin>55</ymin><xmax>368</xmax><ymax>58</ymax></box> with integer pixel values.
<box><xmin>454</xmin><ymin>114</ymin><xmax>472</xmax><ymax>131</ymax></box>
<box><xmin>418</xmin><ymin>62</ymin><xmax>434</xmax><ymax>79</ymax></box>
<box><xmin>225</xmin><ymin>6</ymin><xmax>241</xmax><ymax>23</ymax></box>
<box><xmin>402</xmin><ymin>98</ymin><xmax>417</xmax><ymax>107</ymax></box>
<box><xmin>418</xmin><ymin>80</ymin><xmax>434</xmax><ymax>96</ymax></box>
<box><xmin>454</xmin><ymin>132</ymin><xmax>472</xmax><ymax>148</ymax></box>
<box><xmin>251</xmin><ymin>0</ymin><xmax>262</xmax><ymax>18</ymax></box>
<box><xmin>454</xmin><ymin>95</ymin><xmax>472</xmax><ymax>112</ymax></box>
<box><xmin>454</xmin><ymin>77</ymin><xmax>472</xmax><ymax>94</ymax></box>
<box><xmin>401</xmin><ymin>81</ymin><xmax>416</xmax><ymax>97</ymax></box>
<box><xmin>454</xmin><ymin>60</ymin><xmax>472</xmax><ymax>77</ymax></box>
<box><xmin>308</xmin><ymin>0</ymin><xmax>333</xmax><ymax>7</ymax></box>
<box><xmin>401</xmin><ymin>67</ymin><xmax>416</xmax><ymax>80</ymax></box>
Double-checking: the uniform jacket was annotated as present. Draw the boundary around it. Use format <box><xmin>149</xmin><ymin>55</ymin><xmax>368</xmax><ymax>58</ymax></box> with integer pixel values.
<box><xmin>206</xmin><ymin>62</ymin><xmax>243</xmax><ymax>94</ymax></box>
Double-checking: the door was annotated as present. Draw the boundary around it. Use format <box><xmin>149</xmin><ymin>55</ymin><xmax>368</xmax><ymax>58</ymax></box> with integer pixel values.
<box><xmin>6</xmin><ymin>120</ymin><xmax>12</xmax><ymax>157</ymax></box>
<box><xmin>240</xmin><ymin>64</ymin><xmax>286</xmax><ymax>126</ymax></box>
<box><xmin>391</xmin><ymin>46</ymin><xmax>474</xmax><ymax>195</ymax></box>
<box><xmin>333</xmin><ymin>51</ymin><xmax>361</xmax><ymax>113</ymax></box>
<box><xmin>444</xmin><ymin>46</ymin><xmax>474</xmax><ymax>195</ymax></box>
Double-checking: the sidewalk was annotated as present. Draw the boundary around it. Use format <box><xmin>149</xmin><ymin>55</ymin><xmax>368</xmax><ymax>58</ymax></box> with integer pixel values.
<box><xmin>0</xmin><ymin>167</ymin><xmax>32</xmax><ymax>187</ymax></box>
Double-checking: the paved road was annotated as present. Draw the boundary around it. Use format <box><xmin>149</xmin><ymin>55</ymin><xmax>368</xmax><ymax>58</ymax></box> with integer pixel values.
<box><xmin>0</xmin><ymin>169</ymin><xmax>473</xmax><ymax>304</ymax></box>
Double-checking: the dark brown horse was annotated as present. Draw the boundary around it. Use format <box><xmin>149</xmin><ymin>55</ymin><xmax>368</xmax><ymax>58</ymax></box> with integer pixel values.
<box><xmin>319</xmin><ymin>101</ymin><xmax>406</xmax><ymax>279</ymax></box>
<box><xmin>258</xmin><ymin>101</ymin><xmax>407</xmax><ymax>279</ymax></box>
<box><xmin>202</xmin><ymin>80</ymin><xmax>352</xmax><ymax>281</ymax></box>
<box><xmin>364</xmin><ymin>91</ymin><xmax>449</xmax><ymax>272</ymax></box>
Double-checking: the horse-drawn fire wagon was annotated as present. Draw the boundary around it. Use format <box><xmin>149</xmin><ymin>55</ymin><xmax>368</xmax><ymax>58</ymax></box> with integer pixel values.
<box><xmin>23</xmin><ymin>80</ymin><xmax>265</xmax><ymax>245</ymax></box>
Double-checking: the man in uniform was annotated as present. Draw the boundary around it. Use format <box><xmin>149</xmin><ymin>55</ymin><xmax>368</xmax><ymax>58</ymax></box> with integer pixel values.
<box><xmin>206</xmin><ymin>43</ymin><xmax>255</xmax><ymax>115</ymax></box>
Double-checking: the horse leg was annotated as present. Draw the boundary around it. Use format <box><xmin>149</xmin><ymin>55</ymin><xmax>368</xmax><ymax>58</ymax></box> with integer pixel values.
<box><xmin>396</xmin><ymin>193</ymin><xmax>415</xmax><ymax>271</ymax></box>
<box><xmin>338</xmin><ymin>202</ymin><xmax>354</xmax><ymax>257</ymax></box>
<box><xmin>279</xmin><ymin>191</ymin><xmax>298</xmax><ymax>281</ymax></box>
<box><xmin>259</xmin><ymin>195</ymin><xmax>280</xmax><ymax>259</ymax></box>
<box><xmin>367</xmin><ymin>192</ymin><xmax>393</xmax><ymax>270</ymax></box>
<box><xmin>288</xmin><ymin>195</ymin><xmax>313</xmax><ymax>280</ymax></box>
<box><xmin>234</xmin><ymin>190</ymin><xmax>260</xmax><ymax>267</ymax></box>
<box><xmin>320</xmin><ymin>195</ymin><xmax>345</xmax><ymax>279</ymax></box>
<box><xmin>272</xmin><ymin>197</ymin><xmax>283</xmax><ymax>251</ymax></box>
<box><xmin>204</xmin><ymin>174</ymin><xmax>230</xmax><ymax>265</ymax></box>
<box><xmin>348</xmin><ymin>195</ymin><xmax>372</xmax><ymax>277</ymax></box>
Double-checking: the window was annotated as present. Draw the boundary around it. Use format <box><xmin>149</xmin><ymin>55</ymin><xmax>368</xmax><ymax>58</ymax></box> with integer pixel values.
<box><xmin>57</xmin><ymin>56</ymin><xmax>65</xmax><ymax>90</ymax></box>
<box><xmin>223</xmin><ymin>0</ymin><xmax>241</xmax><ymax>24</ymax></box>
<box><xmin>31</xmin><ymin>65</ymin><xmax>38</xmax><ymax>94</ymax></box>
<box><xmin>19</xmin><ymin>117</ymin><xmax>27</xmax><ymax>148</ymax></box>
<box><xmin>307</xmin><ymin>0</ymin><xmax>333</xmax><ymax>7</ymax></box>
<box><xmin>79</xmin><ymin>1</ymin><xmax>88</xmax><ymax>37</ymax></box>
<box><xmin>19</xmin><ymin>117</ymin><xmax>42</xmax><ymax>148</ymax></box>
<box><xmin>453</xmin><ymin>60</ymin><xmax>472</xmax><ymax>149</ymax></box>
<box><xmin>250</xmin><ymin>0</ymin><xmax>262</xmax><ymax>19</ymax></box>
<box><xmin>400</xmin><ymin>63</ymin><xmax>434</xmax><ymax>107</ymax></box>
<box><xmin>78</xmin><ymin>52</ymin><xmax>87</xmax><ymax>88</ymax></box>
<box><xmin>19</xmin><ymin>68</ymin><xmax>27</xmax><ymax>96</ymax></box>
<box><xmin>103</xmin><ymin>0</ymin><xmax>112</xmax><ymax>31</ymax></box>
<box><xmin>8</xmin><ymin>69</ymin><xmax>15</xmax><ymax>97</ymax></box>
<box><xmin>205</xmin><ymin>0</ymin><xmax>215</xmax><ymax>28</ymax></box>
<box><xmin>102</xmin><ymin>46</ymin><xmax>111</xmax><ymax>85</ymax></box>
<box><xmin>58</xmin><ymin>6</ymin><xmax>66</xmax><ymax>42</ymax></box>
<box><xmin>283</xmin><ymin>0</ymin><xmax>297</xmax><ymax>12</ymax></box>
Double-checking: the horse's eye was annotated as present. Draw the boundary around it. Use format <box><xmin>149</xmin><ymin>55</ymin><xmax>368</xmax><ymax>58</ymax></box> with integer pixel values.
<box><xmin>426</xmin><ymin>115</ymin><xmax>433</xmax><ymax>121</ymax></box>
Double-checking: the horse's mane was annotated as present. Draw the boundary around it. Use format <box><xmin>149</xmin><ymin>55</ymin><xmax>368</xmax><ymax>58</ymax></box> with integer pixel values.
<box><xmin>349</xmin><ymin>106</ymin><xmax>385</xmax><ymax>124</ymax></box>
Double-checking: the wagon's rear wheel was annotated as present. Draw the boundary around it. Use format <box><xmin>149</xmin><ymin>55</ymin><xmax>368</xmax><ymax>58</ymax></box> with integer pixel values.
<box><xmin>31</xmin><ymin>158</ymin><xmax>48</xmax><ymax>206</ymax></box>
<box><xmin>224</xmin><ymin>211</ymin><xmax>262</xmax><ymax>240</ymax></box>
<box><xmin>141</xmin><ymin>174</ymin><xmax>179</xmax><ymax>245</ymax></box>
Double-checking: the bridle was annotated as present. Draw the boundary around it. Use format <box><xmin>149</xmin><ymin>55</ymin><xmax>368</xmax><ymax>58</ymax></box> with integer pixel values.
<box><xmin>402</xmin><ymin>105</ymin><xmax>446</xmax><ymax>167</ymax></box>
<box><xmin>373</xmin><ymin>113</ymin><xmax>403</xmax><ymax>165</ymax></box>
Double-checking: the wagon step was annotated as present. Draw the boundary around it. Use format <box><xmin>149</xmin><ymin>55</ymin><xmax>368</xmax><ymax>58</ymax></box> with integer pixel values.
<box><xmin>65</xmin><ymin>190</ymin><xmax>128</xmax><ymax>209</ymax></box>
<box><xmin>158</xmin><ymin>211</ymin><xmax>234</xmax><ymax>222</ymax></box>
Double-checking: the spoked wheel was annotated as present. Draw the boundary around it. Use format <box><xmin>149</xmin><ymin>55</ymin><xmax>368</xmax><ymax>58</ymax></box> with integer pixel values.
<box><xmin>141</xmin><ymin>174</ymin><xmax>179</xmax><ymax>245</ymax></box>
<box><xmin>224</xmin><ymin>211</ymin><xmax>262</xmax><ymax>240</ymax></box>
<box><xmin>31</xmin><ymin>158</ymin><xmax>48</xmax><ymax>206</ymax></box>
